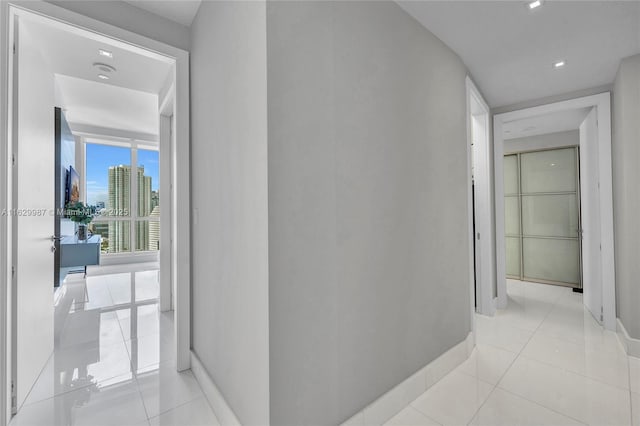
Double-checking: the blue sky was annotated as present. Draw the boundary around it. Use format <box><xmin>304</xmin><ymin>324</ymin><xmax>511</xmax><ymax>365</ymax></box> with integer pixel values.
<box><xmin>85</xmin><ymin>144</ymin><xmax>159</xmax><ymax>206</ymax></box>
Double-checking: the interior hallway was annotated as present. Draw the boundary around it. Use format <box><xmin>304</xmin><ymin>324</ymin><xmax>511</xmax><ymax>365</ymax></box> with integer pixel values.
<box><xmin>9</xmin><ymin>264</ymin><xmax>220</xmax><ymax>426</ymax></box>
<box><xmin>383</xmin><ymin>280</ymin><xmax>639</xmax><ymax>426</ymax></box>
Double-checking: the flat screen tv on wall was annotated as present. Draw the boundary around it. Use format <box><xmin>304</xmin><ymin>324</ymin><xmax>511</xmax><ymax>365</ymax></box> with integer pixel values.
<box><xmin>66</xmin><ymin>165</ymin><xmax>80</xmax><ymax>205</ymax></box>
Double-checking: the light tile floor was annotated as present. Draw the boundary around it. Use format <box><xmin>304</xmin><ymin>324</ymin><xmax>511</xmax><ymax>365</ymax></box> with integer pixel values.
<box><xmin>11</xmin><ymin>273</ymin><xmax>638</xmax><ymax>426</ymax></box>
<box><xmin>385</xmin><ymin>279</ymin><xmax>638</xmax><ymax>426</ymax></box>
<box><xmin>10</xmin><ymin>263</ymin><xmax>220</xmax><ymax>426</ymax></box>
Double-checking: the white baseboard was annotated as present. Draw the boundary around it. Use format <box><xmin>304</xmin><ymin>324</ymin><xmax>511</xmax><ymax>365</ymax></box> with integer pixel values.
<box><xmin>616</xmin><ymin>318</ymin><xmax>640</xmax><ymax>358</ymax></box>
<box><xmin>190</xmin><ymin>351</ymin><xmax>242</xmax><ymax>426</ymax></box>
<box><xmin>342</xmin><ymin>332</ymin><xmax>474</xmax><ymax>426</ymax></box>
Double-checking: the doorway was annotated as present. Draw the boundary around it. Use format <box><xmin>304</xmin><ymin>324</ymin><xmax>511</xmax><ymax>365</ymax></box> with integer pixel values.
<box><xmin>1</xmin><ymin>3</ymin><xmax>191</xmax><ymax>423</ymax></box>
<box><xmin>494</xmin><ymin>93</ymin><xmax>615</xmax><ymax>330</ymax></box>
<box><xmin>467</xmin><ymin>77</ymin><xmax>495</xmax><ymax>319</ymax></box>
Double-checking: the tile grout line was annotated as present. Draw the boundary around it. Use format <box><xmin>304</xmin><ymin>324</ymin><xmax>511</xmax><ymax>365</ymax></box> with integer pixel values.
<box><xmin>19</xmin><ymin>349</ymin><xmax>56</xmax><ymax>410</ymax></box>
<box><xmin>487</xmin><ymin>284</ymin><xmax>630</xmax><ymax>425</ymax></box>
<box><xmin>21</xmin><ymin>371</ymin><xmax>136</xmax><ymax>408</ymax></box>
<box><xmin>95</xmin><ymin>270</ymin><xmax>155</xmax><ymax>422</ymax></box>
<box><xmin>494</xmin><ymin>386</ymin><xmax>587</xmax><ymax>425</ymax></box>
<box><xmin>512</xmin><ymin>352</ymin><xmax>632</xmax><ymax>393</ymax></box>
<box><xmin>146</xmin><ymin>395</ymin><xmax>215</xmax><ymax>424</ymax></box>
<box><xmin>407</xmin><ymin>396</ymin><xmax>445</xmax><ymax>426</ymax></box>
<box><xmin>511</xmin><ymin>292</ymin><xmax>633</xmax><ymax>392</ymax></box>
<box><xmin>464</xmin><ymin>285</ymin><xmax>564</xmax><ymax>425</ymax></box>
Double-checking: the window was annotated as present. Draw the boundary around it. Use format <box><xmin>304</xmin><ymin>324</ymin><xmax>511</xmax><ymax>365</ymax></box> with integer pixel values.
<box><xmin>86</xmin><ymin>144</ymin><xmax>131</xmax><ymax>217</ymax></box>
<box><xmin>84</xmin><ymin>141</ymin><xmax>159</xmax><ymax>254</ymax></box>
<box><xmin>136</xmin><ymin>149</ymin><xmax>160</xmax><ymax>252</ymax></box>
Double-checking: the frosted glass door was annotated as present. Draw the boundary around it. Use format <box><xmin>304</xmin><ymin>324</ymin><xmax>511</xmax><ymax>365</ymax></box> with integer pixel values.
<box><xmin>504</xmin><ymin>155</ymin><xmax>520</xmax><ymax>278</ymax></box>
<box><xmin>520</xmin><ymin>148</ymin><xmax>580</xmax><ymax>286</ymax></box>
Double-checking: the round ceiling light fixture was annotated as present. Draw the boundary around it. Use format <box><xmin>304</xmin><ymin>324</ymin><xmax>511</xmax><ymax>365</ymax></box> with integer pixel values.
<box><xmin>93</xmin><ymin>62</ymin><xmax>117</xmax><ymax>74</ymax></box>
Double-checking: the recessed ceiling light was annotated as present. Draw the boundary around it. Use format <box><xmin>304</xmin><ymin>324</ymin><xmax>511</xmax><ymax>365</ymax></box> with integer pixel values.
<box><xmin>528</xmin><ymin>0</ymin><xmax>542</xmax><ymax>9</ymax></box>
<box><xmin>93</xmin><ymin>62</ymin><xmax>117</xmax><ymax>73</ymax></box>
<box><xmin>98</xmin><ymin>74</ymin><xmax>109</xmax><ymax>80</ymax></box>
<box><xmin>98</xmin><ymin>49</ymin><xmax>113</xmax><ymax>58</ymax></box>
<box><xmin>553</xmin><ymin>60</ymin><xmax>566</xmax><ymax>69</ymax></box>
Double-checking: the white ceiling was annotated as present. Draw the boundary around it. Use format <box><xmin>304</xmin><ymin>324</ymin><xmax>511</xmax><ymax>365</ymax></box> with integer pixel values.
<box><xmin>56</xmin><ymin>75</ymin><xmax>159</xmax><ymax>136</ymax></box>
<box><xmin>398</xmin><ymin>1</ymin><xmax>640</xmax><ymax>108</ymax></box>
<box><xmin>23</xmin><ymin>17</ymin><xmax>172</xmax><ymax>95</ymax></box>
<box><xmin>21</xmin><ymin>15</ymin><xmax>172</xmax><ymax>136</ymax></box>
<box><xmin>503</xmin><ymin>107</ymin><xmax>591</xmax><ymax>140</ymax></box>
<box><xmin>123</xmin><ymin>0</ymin><xmax>202</xmax><ymax>26</ymax></box>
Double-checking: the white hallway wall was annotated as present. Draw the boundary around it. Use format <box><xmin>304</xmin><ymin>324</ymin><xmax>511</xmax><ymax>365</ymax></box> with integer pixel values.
<box><xmin>190</xmin><ymin>0</ymin><xmax>473</xmax><ymax>424</ymax></box>
<box><xmin>189</xmin><ymin>0</ymin><xmax>476</xmax><ymax>423</ymax></box>
<box><xmin>190</xmin><ymin>2</ymin><xmax>270</xmax><ymax>425</ymax></box>
<box><xmin>266</xmin><ymin>1</ymin><xmax>472</xmax><ymax>424</ymax></box>
<box><xmin>612</xmin><ymin>54</ymin><xmax>640</xmax><ymax>340</ymax></box>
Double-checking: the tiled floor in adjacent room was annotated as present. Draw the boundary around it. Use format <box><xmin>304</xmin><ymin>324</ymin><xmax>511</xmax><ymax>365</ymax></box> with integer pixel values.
<box><xmin>385</xmin><ymin>279</ymin><xmax>639</xmax><ymax>426</ymax></box>
<box><xmin>10</xmin><ymin>263</ymin><xmax>220</xmax><ymax>426</ymax></box>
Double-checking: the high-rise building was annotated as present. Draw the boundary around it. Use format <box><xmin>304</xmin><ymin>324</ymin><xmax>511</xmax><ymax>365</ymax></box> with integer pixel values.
<box><xmin>151</xmin><ymin>190</ymin><xmax>159</xmax><ymax>211</ymax></box>
<box><xmin>108</xmin><ymin>165</ymin><xmax>157</xmax><ymax>252</ymax></box>
<box><xmin>148</xmin><ymin>206</ymin><xmax>160</xmax><ymax>251</ymax></box>
<box><xmin>138</xmin><ymin>173</ymin><xmax>152</xmax><ymax>216</ymax></box>
<box><xmin>108</xmin><ymin>165</ymin><xmax>131</xmax><ymax>253</ymax></box>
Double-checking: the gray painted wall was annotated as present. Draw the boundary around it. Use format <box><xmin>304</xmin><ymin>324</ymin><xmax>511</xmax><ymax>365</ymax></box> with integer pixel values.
<box><xmin>190</xmin><ymin>2</ymin><xmax>270</xmax><ymax>424</ymax></box>
<box><xmin>612</xmin><ymin>54</ymin><xmax>640</xmax><ymax>339</ymax></box>
<box><xmin>47</xmin><ymin>1</ymin><xmax>190</xmax><ymax>51</ymax></box>
<box><xmin>504</xmin><ymin>130</ymin><xmax>579</xmax><ymax>154</ymax></box>
<box><xmin>267</xmin><ymin>2</ymin><xmax>471</xmax><ymax>424</ymax></box>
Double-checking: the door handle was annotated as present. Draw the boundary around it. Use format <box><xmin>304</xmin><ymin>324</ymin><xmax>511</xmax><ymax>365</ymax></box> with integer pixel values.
<box><xmin>50</xmin><ymin>235</ymin><xmax>62</xmax><ymax>241</ymax></box>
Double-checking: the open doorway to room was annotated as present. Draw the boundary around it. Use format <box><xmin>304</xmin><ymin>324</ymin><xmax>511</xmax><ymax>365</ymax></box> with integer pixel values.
<box><xmin>467</xmin><ymin>77</ymin><xmax>495</xmax><ymax>320</ymax></box>
<box><xmin>3</xmin><ymin>4</ymin><xmax>192</xmax><ymax>424</ymax></box>
<box><xmin>494</xmin><ymin>94</ymin><xmax>615</xmax><ymax>331</ymax></box>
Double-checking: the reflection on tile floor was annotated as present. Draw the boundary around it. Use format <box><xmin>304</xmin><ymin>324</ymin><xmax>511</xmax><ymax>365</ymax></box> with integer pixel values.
<box><xmin>11</xmin><ymin>263</ymin><xmax>220</xmax><ymax>426</ymax></box>
<box><xmin>385</xmin><ymin>279</ymin><xmax>637</xmax><ymax>426</ymax></box>
<box><xmin>12</xmin><ymin>272</ymin><xmax>637</xmax><ymax>426</ymax></box>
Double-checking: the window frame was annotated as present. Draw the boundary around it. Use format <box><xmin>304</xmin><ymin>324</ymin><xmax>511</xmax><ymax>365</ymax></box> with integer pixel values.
<box><xmin>79</xmin><ymin>135</ymin><xmax>160</xmax><ymax>255</ymax></box>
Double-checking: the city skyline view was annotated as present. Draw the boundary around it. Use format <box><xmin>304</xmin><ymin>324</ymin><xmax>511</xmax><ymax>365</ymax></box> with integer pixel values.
<box><xmin>105</xmin><ymin>164</ymin><xmax>160</xmax><ymax>252</ymax></box>
<box><xmin>86</xmin><ymin>143</ymin><xmax>159</xmax><ymax>207</ymax></box>
<box><xmin>84</xmin><ymin>143</ymin><xmax>160</xmax><ymax>253</ymax></box>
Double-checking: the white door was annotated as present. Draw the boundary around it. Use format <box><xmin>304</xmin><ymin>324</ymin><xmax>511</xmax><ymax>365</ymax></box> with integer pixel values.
<box><xmin>12</xmin><ymin>18</ymin><xmax>55</xmax><ymax>409</ymax></box>
<box><xmin>579</xmin><ymin>108</ymin><xmax>602</xmax><ymax>323</ymax></box>
<box><xmin>472</xmin><ymin>113</ymin><xmax>494</xmax><ymax>315</ymax></box>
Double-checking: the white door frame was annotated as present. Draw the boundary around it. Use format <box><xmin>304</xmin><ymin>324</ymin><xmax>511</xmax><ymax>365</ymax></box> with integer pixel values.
<box><xmin>493</xmin><ymin>93</ymin><xmax>615</xmax><ymax>330</ymax></box>
<box><xmin>466</xmin><ymin>76</ymin><xmax>495</xmax><ymax>321</ymax></box>
<box><xmin>0</xmin><ymin>2</ymin><xmax>191</xmax><ymax>424</ymax></box>
<box><xmin>0</xmin><ymin>3</ymin><xmax>11</xmax><ymax>423</ymax></box>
